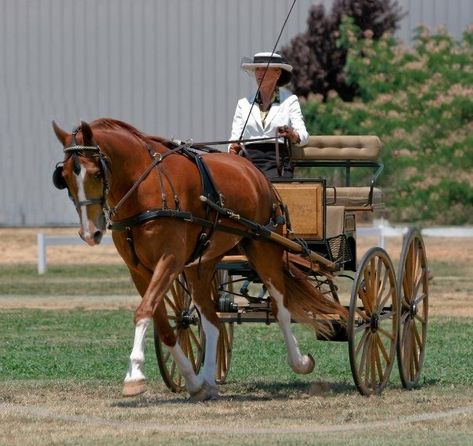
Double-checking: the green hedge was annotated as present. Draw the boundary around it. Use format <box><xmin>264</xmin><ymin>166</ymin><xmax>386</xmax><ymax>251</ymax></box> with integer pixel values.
<box><xmin>302</xmin><ymin>18</ymin><xmax>473</xmax><ymax>225</ymax></box>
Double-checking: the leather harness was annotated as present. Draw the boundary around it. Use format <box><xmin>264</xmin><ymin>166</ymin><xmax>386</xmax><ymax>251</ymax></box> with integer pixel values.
<box><xmin>56</xmin><ymin>135</ymin><xmax>286</xmax><ymax>268</ymax></box>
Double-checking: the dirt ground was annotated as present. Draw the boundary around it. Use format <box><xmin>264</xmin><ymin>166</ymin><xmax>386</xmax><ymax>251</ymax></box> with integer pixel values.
<box><xmin>0</xmin><ymin>227</ymin><xmax>471</xmax><ymax>317</ymax></box>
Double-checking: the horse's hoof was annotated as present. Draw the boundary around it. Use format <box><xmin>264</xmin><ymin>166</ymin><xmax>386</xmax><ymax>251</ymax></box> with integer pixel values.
<box><xmin>305</xmin><ymin>353</ymin><xmax>316</xmax><ymax>374</ymax></box>
<box><xmin>189</xmin><ymin>381</ymin><xmax>219</xmax><ymax>402</ymax></box>
<box><xmin>122</xmin><ymin>379</ymin><xmax>147</xmax><ymax>397</ymax></box>
<box><xmin>291</xmin><ymin>353</ymin><xmax>315</xmax><ymax>375</ymax></box>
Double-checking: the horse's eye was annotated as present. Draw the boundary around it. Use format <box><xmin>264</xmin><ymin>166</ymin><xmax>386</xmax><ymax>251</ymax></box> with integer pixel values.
<box><xmin>93</xmin><ymin>171</ymin><xmax>103</xmax><ymax>180</ymax></box>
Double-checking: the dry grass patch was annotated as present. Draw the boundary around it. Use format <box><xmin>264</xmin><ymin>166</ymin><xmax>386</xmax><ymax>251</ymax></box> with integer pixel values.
<box><xmin>1</xmin><ymin>381</ymin><xmax>473</xmax><ymax>445</ymax></box>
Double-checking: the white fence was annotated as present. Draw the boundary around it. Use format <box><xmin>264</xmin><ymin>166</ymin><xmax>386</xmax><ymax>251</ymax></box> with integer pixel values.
<box><xmin>36</xmin><ymin>222</ymin><xmax>473</xmax><ymax>273</ymax></box>
<box><xmin>36</xmin><ymin>233</ymin><xmax>113</xmax><ymax>274</ymax></box>
<box><xmin>36</xmin><ymin>222</ymin><xmax>389</xmax><ymax>274</ymax></box>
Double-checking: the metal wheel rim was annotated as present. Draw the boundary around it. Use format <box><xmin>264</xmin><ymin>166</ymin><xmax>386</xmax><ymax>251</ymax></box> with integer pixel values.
<box><xmin>154</xmin><ymin>274</ymin><xmax>204</xmax><ymax>392</ymax></box>
<box><xmin>348</xmin><ymin>247</ymin><xmax>400</xmax><ymax>396</ymax></box>
<box><xmin>397</xmin><ymin>228</ymin><xmax>429</xmax><ymax>389</ymax></box>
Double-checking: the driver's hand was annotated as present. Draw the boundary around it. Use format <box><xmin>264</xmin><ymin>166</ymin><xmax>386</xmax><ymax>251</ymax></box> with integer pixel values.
<box><xmin>229</xmin><ymin>143</ymin><xmax>242</xmax><ymax>155</ymax></box>
<box><xmin>278</xmin><ymin>126</ymin><xmax>300</xmax><ymax>144</ymax></box>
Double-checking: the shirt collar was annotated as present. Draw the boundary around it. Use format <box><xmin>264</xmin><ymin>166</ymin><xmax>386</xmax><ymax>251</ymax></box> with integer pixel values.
<box><xmin>255</xmin><ymin>88</ymin><xmax>280</xmax><ymax>105</ymax></box>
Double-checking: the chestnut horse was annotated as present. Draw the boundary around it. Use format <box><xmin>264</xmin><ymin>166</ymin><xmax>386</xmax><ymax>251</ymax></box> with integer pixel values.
<box><xmin>52</xmin><ymin>118</ymin><xmax>347</xmax><ymax>401</ymax></box>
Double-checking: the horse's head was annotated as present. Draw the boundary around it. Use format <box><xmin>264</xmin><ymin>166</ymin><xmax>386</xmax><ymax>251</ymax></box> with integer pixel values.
<box><xmin>52</xmin><ymin>121</ymin><xmax>110</xmax><ymax>246</ymax></box>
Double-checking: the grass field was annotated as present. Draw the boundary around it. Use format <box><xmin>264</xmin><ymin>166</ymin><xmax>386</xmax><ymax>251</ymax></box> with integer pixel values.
<box><xmin>1</xmin><ymin>233</ymin><xmax>473</xmax><ymax>445</ymax></box>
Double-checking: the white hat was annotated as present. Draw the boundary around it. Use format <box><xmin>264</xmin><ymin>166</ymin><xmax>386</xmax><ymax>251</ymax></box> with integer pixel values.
<box><xmin>241</xmin><ymin>52</ymin><xmax>293</xmax><ymax>86</ymax></box>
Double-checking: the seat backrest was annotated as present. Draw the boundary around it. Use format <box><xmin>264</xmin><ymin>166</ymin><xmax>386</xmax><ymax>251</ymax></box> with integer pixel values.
<box><xmin>291</xmin><ymin>135</ymin><xmax>382</xmax><ymax>161</ymax></box>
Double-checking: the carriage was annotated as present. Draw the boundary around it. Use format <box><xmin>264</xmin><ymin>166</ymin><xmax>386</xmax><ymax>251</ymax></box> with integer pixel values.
<box><xmin>153</xmin><ymin>135</ymin><xmax>429</xmax><ymax>397</ymax></box>
<box><xmin>53</xmin><ymin>121</ymin><xmax>429</xmax><ymax>399</ymax></box>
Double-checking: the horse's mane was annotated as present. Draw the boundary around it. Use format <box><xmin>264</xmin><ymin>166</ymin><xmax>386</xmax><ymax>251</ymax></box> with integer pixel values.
<box><xmin>91</xmin><ymin>118</ymin><xmax>175</xmax><ymax>148</ymax></box>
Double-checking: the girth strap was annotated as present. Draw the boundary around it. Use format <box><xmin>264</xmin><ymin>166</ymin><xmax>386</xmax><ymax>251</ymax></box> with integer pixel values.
<box><xmin>109</xmin><ymin>209</ymin><xmax>212</xmax><ymax>232</ymax></box>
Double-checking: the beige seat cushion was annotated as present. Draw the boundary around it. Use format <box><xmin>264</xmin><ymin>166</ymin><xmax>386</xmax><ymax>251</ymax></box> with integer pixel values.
<box><xmin>292</xmin><ymin>135</ymin><xmax>382</xmax><ymax>161</ymax></box>
<box><xmin>326</xmin><ymin>187</ymin><xmax>382</xmax><ymax>207</ymax></box>
<box><xmin>326</xmin><ymin>206</ymin><xmax>345</xmax><ymax>238</ymax></box>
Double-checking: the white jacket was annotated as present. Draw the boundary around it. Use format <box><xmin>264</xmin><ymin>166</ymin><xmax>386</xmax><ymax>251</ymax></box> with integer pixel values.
<box><xmin>229</xmin><ymin>88</ymin><xmax>309</xmax><ymax>147</ymax></box>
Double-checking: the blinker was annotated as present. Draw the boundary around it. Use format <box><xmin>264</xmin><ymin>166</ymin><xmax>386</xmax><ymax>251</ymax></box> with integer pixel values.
<box><xmin>52</xmin><ymin>163</ymin><xmax>67</xmax><ymax>190</ymax></box>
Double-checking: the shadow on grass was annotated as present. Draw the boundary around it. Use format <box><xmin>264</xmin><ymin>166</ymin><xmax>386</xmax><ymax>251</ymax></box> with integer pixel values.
<box><xmin>111</xmin><ymin>380</ymin><xmax>357</xmax><ymax>408</ymax></box>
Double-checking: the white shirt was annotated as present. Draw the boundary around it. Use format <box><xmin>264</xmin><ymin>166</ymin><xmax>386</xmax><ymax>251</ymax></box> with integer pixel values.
<box><xmin>229</xmin><ymin>88</ymin><xmax>309</xmax><ymax>148</ymax></box>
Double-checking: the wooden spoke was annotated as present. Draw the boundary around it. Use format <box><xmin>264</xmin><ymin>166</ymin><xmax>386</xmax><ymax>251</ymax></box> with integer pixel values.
<box><xmin>370</xmin><ymin>338</ymin><xmax>377</xmax><ymax>390</ymax></box>
<box><xmin>376</xmin><ymin>265</ymin><xmax>390</xmax><ymax>309</ymax></box>
<box><xmin>164</xmin><ymin>295</ymin><xmax>179</xmax><ymax>315</ymax></box>
<box><xmin>355</xmin><ymin>329</ymin><xmax>369</xmax><ymax>356</ymax></box>
<box><xmin>375</xmin><ymin>341</ymin><xmax>383</xmax><ymax>382</ymax></box>
<box><xmin>188</xmin><ymin>326</ymin><xmax>203</xmax><ymax>349</ymax></box>
<box><xmin>413</xmin><ymin>291</ymin><xmax>428</xmax><ymax>306</ymax></box>
<box><xmin>378</xmin><ymin>326</ymin><xmax>395</xmax><ymax>342</ymax></box>
<box><xmin>375</xmin><ymin>332</ymin><xmax>390</xmax><ymax>364</ymax></box>
<box><xmin>361</xmin><ymin>336</ymin><xmax>370</xmax><ymax>386</ymax></box>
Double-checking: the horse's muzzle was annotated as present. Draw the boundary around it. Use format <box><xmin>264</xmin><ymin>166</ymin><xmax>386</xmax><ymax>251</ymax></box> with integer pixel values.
<box><xmin>79</xmin><ymin>229</ymin><xmax>104</xmax><ymax>246</ymax></box>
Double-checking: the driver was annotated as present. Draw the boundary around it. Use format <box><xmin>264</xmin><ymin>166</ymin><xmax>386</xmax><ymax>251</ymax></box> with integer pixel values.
<box><xmin>228</xmin><ymin>52</ymin><xmax>309</xmax><ymax>179</ymax></box>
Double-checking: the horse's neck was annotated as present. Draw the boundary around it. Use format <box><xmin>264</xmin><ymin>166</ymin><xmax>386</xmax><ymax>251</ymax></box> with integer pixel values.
<box><xmin>102</xmin><ymin>134</ymin><xmax>156</xmax><ymax>202</ymax></box>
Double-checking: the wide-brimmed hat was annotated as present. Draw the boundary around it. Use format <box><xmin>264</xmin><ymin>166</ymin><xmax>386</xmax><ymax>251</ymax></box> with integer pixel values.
<box><xmin>241</xmin><ymin>52</ymin><xmax>293</xmax><ymax>86</ymax></box>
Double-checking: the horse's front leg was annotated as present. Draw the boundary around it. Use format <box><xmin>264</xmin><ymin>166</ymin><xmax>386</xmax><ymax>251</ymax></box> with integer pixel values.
<box><xmin>122</xmin><ymin>256</ymin><xmax>204</xmax><ymax>397</ymax></box>
<box><xmin>122</xmin><ymin>317</ymin><xmax>151</xmax><ymax>396</ymax></box>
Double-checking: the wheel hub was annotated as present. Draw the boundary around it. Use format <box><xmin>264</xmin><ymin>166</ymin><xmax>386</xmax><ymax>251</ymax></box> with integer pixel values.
<box><xmin>409</xmin><ymin>302</ymin><xmax>418</xmax><ymax>318</ymax></box>
<box><xmin>370</xmin><ymin>313</ymin><xmax>379</xmax><ymax>332</ymax></box>
<box><xmin>180</xmin><ymin>311</ymin><xmax>193</xmax><ymax>329</ymax></box>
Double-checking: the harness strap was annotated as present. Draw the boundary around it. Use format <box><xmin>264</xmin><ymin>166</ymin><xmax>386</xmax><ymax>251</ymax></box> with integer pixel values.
<box><xmin>109</xmin><ymin>209</ymin><xmax>212</xmax><ymax>232</ymax></box>
<box><xmin>109</xmin><ymin>141</ymin><xmax>191</xmax><ymax>217</ymax></box>
<box><xmin>108</xmin><ymin>207</ymin><xmax>281</xmax><ymax>243</ymax></box>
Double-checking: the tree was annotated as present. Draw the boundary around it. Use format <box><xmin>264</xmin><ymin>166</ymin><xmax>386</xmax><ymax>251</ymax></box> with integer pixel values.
<box><xmin>281</xmin><ymin>0</ymin><xmax>405</xmax><ymax>100</ymax></box>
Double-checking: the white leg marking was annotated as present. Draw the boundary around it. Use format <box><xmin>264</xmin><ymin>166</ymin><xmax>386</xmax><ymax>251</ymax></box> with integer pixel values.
<box><xmin>195</xmin><ymin>308</ymin><xmax>219</xmax><ymax>388</ymax></box>
<box><xmin>267</xmin><ymin>281</ymin><xmax>314</xmax><ymax>374</ymax></box>
<box><xmin>124</xmin><ymin>318</ymin><xmax>150</xmax><ymax>383</ymax></box>
<box><xmin>167</xmin><ymin>344</ymin><xmax>204</xmax><ymax>394</ymax></box>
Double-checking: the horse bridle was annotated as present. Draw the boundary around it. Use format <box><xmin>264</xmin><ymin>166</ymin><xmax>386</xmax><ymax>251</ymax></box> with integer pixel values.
<box><xmin>53</xmin><ymin>127</ymin><xmax>110</xmax><ymax>214</ymax></box>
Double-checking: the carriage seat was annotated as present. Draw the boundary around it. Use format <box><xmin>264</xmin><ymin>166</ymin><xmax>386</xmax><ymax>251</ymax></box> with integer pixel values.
<box><xmin>325</xmin><ymin>186</ymin><xmax>382</xmax><ymax>207</ymax></box>
<box><xmin>292</xmin><ymin>135</ymin><xmax>382</xmax><ymax>161</ymax></box>
<box><xmin>291</xmin><ymin>135</ymin><xmax>383</xmax><ymax>209</ymax></box>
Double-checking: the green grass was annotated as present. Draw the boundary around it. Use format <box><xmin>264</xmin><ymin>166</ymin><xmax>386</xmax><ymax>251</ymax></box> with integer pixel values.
<box><xmin>0</xmin><ymin>260</ymin><xmax>472</xmax><ymax>390</ymax></box>
<box><xmin>1</xmin><ymin>308</ymin><xmax>472</xmax><ymax>391</ymax></box>
<box><xmin>0</xmin><ymin>264</ymin><xmax>135</xmax><ymax>295</ymax></box>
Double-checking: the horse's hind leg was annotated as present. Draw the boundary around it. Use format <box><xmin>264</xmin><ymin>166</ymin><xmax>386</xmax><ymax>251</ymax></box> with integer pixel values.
<box><xmin>242</xmin><ymin>240</ymin><xmax>315</xmax><ymax>375</ymax></box>
<box><xmin>184</xmin><ymin>261</ymin><xmax>221</xmax><ymax>401</ymax></box>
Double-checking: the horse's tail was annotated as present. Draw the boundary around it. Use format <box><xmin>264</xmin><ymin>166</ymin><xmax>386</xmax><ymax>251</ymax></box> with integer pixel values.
<box><xmin>283</xmin><ymin>260</ymin><xmax>348</xmax><ymax>339</ymax></box>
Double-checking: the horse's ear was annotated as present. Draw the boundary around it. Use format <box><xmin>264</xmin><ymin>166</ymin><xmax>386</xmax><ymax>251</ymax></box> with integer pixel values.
<box><xmin>52</xmin><ymin>120</ymin><xmax>69</xmax><ymax>146</ymax></box>
<box><xmin>81</xmin><ymin>121</ymin><xmax>95</xmax><ymax>146</ymax></box>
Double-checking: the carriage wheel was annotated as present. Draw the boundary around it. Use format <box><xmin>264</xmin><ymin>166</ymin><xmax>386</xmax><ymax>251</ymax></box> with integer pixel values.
<box><xmin>397</xmin><ymin>228</ymin><xmax>429</xmax><ymax>389</ymax></box>
<box><xmin>211</xmin><ymin>270</ymin><xmax>234</xmax><ymax>384</ymax></box>
<box><xmin>154</xmin><ymin>274</ymin><xmax>204</xmax><ymax>392</ymax></box>
<box><xmin>348</xmin><ymin>247</ymin><xmax>400</xmax><ymax>396</ymax></box>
